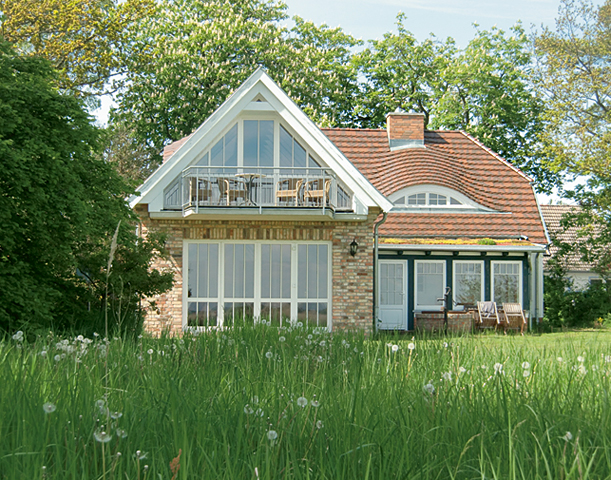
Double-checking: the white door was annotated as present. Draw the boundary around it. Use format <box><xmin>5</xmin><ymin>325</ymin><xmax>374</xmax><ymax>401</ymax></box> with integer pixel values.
<box><xmin>378</xmin><ymin>260</ymin><xmax>408</xmax><ymax>330</ymax></box>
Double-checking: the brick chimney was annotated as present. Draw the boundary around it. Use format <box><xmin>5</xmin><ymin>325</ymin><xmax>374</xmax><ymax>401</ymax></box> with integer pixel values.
<box><xmin>386</xmin><ymin>112</ymin><xmax>425</xmax><ymax>150</ymax></box>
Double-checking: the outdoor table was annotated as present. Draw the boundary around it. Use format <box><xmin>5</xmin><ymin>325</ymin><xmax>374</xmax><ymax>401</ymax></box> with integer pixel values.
<box><xmin>235</xmin><ymin>173</ymin><xmax>266</xmax><ymax>205</ymax></box>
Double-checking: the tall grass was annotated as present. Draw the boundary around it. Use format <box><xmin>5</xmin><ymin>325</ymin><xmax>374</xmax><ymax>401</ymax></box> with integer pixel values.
<box><xmin>2</xmin><ymin>327</ymin><xmax>611</xmax><ymax>479</ymax></box>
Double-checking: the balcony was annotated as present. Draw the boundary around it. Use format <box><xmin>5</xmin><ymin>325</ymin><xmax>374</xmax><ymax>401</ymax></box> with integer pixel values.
<box><xmin>163</xmin><ymin>167</ymin><xmax>354</xmax><ymax>214</ymax></box>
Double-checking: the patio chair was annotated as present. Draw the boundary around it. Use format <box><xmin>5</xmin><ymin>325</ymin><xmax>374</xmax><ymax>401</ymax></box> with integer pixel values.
<box><xmin>304</xmin><ymin>179</ymin><xmax>331</xmax><ymax>207</ymax></box>
<box><xmin>275</xmin><ymin>178</ymin><xmax>303</xmax><ymax>206</ymax></box>
<box><xmin>501</xmin><ymin>303</ymin><xmax>527</xmax><ymax>335</ymax></box>
<box><xmin>218</xmin><ymin>178</ymin><xmax>246</xmax><ymax>205</ymax></box>
<box><xmin>189</xmin><ymin>178</ymin><xmax>213</xmax><ymax>206</ymax></box>
<box><xmin>476</xmin><ymin>301</ymin><xmax>501</xmax><ymax>332</ymax></box>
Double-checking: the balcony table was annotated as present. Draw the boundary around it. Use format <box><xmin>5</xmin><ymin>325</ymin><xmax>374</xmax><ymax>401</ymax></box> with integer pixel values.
<box><xmin>235</xmin><ymin>173</ymin><xmax>266</xmax><ymax>206</ymax></box>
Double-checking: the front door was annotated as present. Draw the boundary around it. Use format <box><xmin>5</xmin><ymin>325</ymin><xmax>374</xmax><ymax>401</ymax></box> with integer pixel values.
<box><xmin>378</xmin><ymin>260</ymin><xmax>407</xmax><ymax>330</ymax></box>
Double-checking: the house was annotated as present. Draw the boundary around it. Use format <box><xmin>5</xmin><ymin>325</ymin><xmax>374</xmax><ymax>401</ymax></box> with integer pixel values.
<box><xmin>130</xmin><ymin>69</ymin><xmax>548</xmax><ymax>335</ymax></box>
<box><xmin>540</xmin><ymin>204</ymin><xmax>603</xmax><ymax>289</ymax></box>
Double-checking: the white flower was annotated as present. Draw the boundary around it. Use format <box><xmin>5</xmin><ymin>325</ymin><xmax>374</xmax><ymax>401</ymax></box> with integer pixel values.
<box><xmin>94</xmin><ymin>429</ymin><xmax>112</xmax><ymax>443</ymax></box>
<box><xmin>244</xmin><ymin>405</ymin><xmax>254</xmax><ymax>415</ymax></box>
<box><xmin>563</xmin><ymin>431</ymin><xmax>573</xmax><ymax>442</ymax></box>
<box><xmin>557</xmin><ymin>357</ymin><xmax>563</xmax><ymax>363</ymax></box>
<box><xmin>279</xmin><ymin>336</ymin><xmax>286</xmax><ymax>342</ymax></box>
<box><xmin>577</xmin><ymin>356</ymin><xmax>585</xmax><ymax>363</ymax></box>
<box><xmin>316</xmin><ymin>420</ymin><xmax>324</xmax><ymax>429</ymax></box>
<box><xmin>494</xmin><ymin>363</ymin><xmax>503</xmax><ymax>374</ymax></box>
<box><xmin>522</xmin><ymin>362</ymin><xmax>530</xmax><ymax>369</ymax></box>
<box><xmin>12</xmin><ymin>331</ymin><xmax>24</xmax><ymax>342</ymax></box>
<box><xmin>43</xmin><ymin>402</ymin><xmax>56</xmax><ymax>414</ymax></box>
<box><xmin>297</xmin><ymin>396</ymin><xmax>308</xmax><ymax>408</ymax></box>
<box><xmin>443</xmin><ymin>342</ymin><xmax>448</xmax><ymax>348</ymax></box>
<box><xmin>442</xmin><ymin>372</ymin><xmax>452</xmax><ymax>382</ymax></box>
<box><xmin>267</xmin><ymin>430</ymin><xmax>278</xmax><ymax>441</ymax></box>
<box><xmin>423</xmin><ymin>383</ymin><xmax>435</xmax><ymax>394</ymax></box>
<box><xmin>265</xmin><ymin>351</ymin><xmax>273</xmax><ymax>359</ymax></box>
<box><xmin>391</xmin><ymin>344</ymin><xmax>399</xmax><ymax>353</ymax></box>
<box><xmin>523</xmin><ymin>370</ymin><xmax>530</xmax><ymax>377</ymax></box>
<box><xmin>578</xmin><ymin>365</ymin><xmax>587</xmax><ymax>375</ymax></box>
<box><xmin>407</xmin><ymin>343</ymin><xmax>415</xmax><ymax>351</ymax></box>
<box><xmin>311</xmin><ymin>400</ymin><xmax>320</xmax><ymax>407</ymax></box>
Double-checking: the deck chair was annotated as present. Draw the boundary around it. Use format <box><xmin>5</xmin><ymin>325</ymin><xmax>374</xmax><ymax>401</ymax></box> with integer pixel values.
<box><xmin>501</xmin><ymin>303</ymin><xmax>527</xmax><ymax>335</ymax></box>
<box><xmin>276</xmin><ymin>178</ymin><xmax>303</xmax><ymax>206</ymax></box>
<box><xmin>304</xmin><ymin>179</ymin><xmax>331</xmax><ymax>207</ymax></box>
<box><xmin>476</xmin><ymin>301</ymin><xmax>501</xmax><ymax>332</ymax></box>
<box><xmin>218</xmin><ymin>178</ymin><xmax>246</xmax><ymax>205</ymax></box>
<box><xmin>189</xmin><ymin>178</ymin><xmax>213</xmax><ymax>205</ymax></box>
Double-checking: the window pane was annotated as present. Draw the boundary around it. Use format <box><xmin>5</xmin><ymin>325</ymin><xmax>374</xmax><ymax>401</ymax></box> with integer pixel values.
<box><xmin>187</xmin><ymin>302</ymin><xmax>197</xmax><ymax>326</ymax></box>
<box><xmin>417</xmin><ymin>262</ymin><xmax>444</xmax><ymax>307</ymax></box>
<box><xmin>308</xmin><ymin>302</ymin><xmax>318</xmax><ymax>328</ymax></box>
<box><xmin>318</xmin><ymin>303</ymin><xmax>327</xmax><ymax>327</ymax></box>
<box><xmin>198</xmin><ymin>244</ymin><xmax>208</xmax><ymax>298</ymax></box>
<box><xmin>282</xmin><ymin>244</ymin><xmax>291</xmax><ymax>299</ymax></box>
<box><xmin>259</xmin><ymin>121</ymin><xmax>274</xmax><ymax>167</ymax></box>
<box><xmin>271</xmin><ymin>244</ymin><xmax>281</xmax><ymax>298</ymax></box>
<box><xmin>298</xmin><ymin>245</ymin><xmax>307</xmax><ymax>298</ymax></box>
<box><xmin>209</xmin><ymin>244</ymin><xmax>219</xmax><ymax>297</ymax></box>
<box><xmin>454</xmin><ymin>262</ymin><xmax>482</xmax><ymax>305</ymax></box>
<box><xmin>280</xmin><ymin>126</ymin><xmax>293</xmax><ymax>167</ymax></box>
<box><xmin>188</xmin><ymin>244</ymin><xmax>197</xmax><ymax>298</ymax></box>
<box><xmin>261</xmin><ymin>245</ymin><xmax>270</xmax><ymax>298</ymax></box>
<box><xmin>225</xmin><ymin>124</ymin><xmax>237</xmax><ymax>167</ymax></box>
<box><xmin>308</xmin><ymin>245</ymin><xmax>317</xmax><ymax>299</ymax></box>
<box><xmin>234</xmin><ymin>244</ymin><xmax>244</xmax><ymax>298</ymax></box>
<box><xmin>209</xmin><ymin>302</ymin><xmax>218</xmax><ymax>326</ymax></box>
<box><xmin>211</xmin><ymin>138</ymin><xmax>223</xmax><ymax>166</ymax></box>
<box><xmin>493</xmin><ymin>263</ymin><xmax>520</xmax><ymax>304</ymax></box>
<box><xmin>318</xmin><ymin>245</ymin><xmax>328</xmax><ymax>299</ymax></box>
<box><xmin>195</xmin><ymin>152</ymin><xmax>209</xmax><ymax>166</ymax></box>
<box><xmin>245</xmin><ymin>244</ymin><xmax>255</xmax><ymax>298</ymax></box>
<box><xmin>308</xmin><ymin>155</ymin><xmax>320</xmax><ymax>168</ymax></box>
<box><xmin>244</xmin><ymin>120</ymin><xmax>258</xmax><ymax>167</ymax></box>
<box><xmin>224</xmin><ymin>245</ymin><xmax>234</xmax><ymax>298</ymax></box>
<box><xmin>294</xmin><ymin>141</ymin><xmax>306</xmax><ymax>169</ymax></box>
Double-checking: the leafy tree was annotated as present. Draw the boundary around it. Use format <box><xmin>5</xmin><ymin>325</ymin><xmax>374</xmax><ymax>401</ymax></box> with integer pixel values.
<box><xmin>353</xmin><ymin>14</ymin><xmax>559</xmax><ymax>193</ymax></box>
<box><xmin>0</xmin><ymin>41</ymin><xmax>172</xmax><ymax>334</ymax></box>
<box><xmin>0</xmin><ymin>0</ymin><xmax>153</xmax><ymax>98</ymax></box>
<box><xmin>113</xmin><ymin>0</ymin><xmax>360</xmax><ymax>171</ymax></box>
<box><xmin>535</xmin><ymin>0</ymin><xmax>611</xmax><ymax>275</ymax></box>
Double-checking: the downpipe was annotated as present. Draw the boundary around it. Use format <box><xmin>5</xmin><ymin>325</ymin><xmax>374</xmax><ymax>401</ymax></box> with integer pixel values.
<box><xmin>373</xmin><ymin>212</ymin><xmax>388</xmax><ymax>331</ymax></box>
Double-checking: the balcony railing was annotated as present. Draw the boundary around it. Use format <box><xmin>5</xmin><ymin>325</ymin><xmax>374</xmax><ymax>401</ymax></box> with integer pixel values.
<box><xmin>164</xmin><ymin>167</ymin><xmax>353</xmax><ymax>214</ymax></box>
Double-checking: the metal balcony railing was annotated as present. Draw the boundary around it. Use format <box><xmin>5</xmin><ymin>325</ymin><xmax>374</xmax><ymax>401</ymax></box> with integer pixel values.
<box><xmin>163</xmin><ymin>167</ymin><xmax>353</xmax><ymax>214</ymax></box>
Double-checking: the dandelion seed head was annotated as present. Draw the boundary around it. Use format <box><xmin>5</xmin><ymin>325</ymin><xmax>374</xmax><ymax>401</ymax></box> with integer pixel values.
<box><xmin>147</xmin><ymin>349</ymin><xmax>154</xmax><ymax>355</ymax></box>
<box><xmin>459</xmin><ymin>366</ymin><xmax>466</xmax><ymax>374</ymax></box>
<box><xmin>391</xmin><ymin>344</ymin><xmax>399</xmax><ymax>352</ymax></box>
<box><xmin>578</xmin><ymin>365</ymin><xmax>587</xmax><ymax>375</ymax></box>
<box><xmin>557</xmin><ymin>357</ymin><xmax>563</xmax><ymax>363</ymax></box>
<box><xmin>577</xmin><ymin>356</ymin><xmax>584</xmax><ymax>363</ymax></box>
<box><xmin>523</xmin><ymin>369</ymin><xmax>530</xmax><ymax>377</ymax></box>
<box><xmin>316</xmin><ymin>420</ymin><xmax>324</xmax><ymax>429</ymax></box>
<box><xmin>265</xmin><ymin>351</ymin><xmax>273</xmax><ymax>359</ymax></box>
<box><xmin>494</xmin><ymin>363</ymin><xmax>503</xmax><ymax>374</ymax></box>
<box><xmin>311</xmin><ymin>400</ymin><xmax>320</xmax><ymax>407</ymax></box>
<box><xmin>267</xmin><ymin>430</ymin><xmax>278</xmax><ymax>441</ymax></box>
<box><xmin>116</xmin><ymin>429</ymin><xmax>128</xmax><ymax>439</ymax></box>
<box><xmin>40</xmin><ymin>350</ymin><xmax>47</xmax><ymax>358</ymax></box>
<box><xmin>54</xmin><ymin>355</ymin><xmax>61</xmax><ymax>362</ymax></box>
<box><xmin>278</xmin><ymin>336</ymin><xmax>286</xmax><ymax>342</ymax></box>
<box><xmin>12</xmin><ymin>331</ymin><xmax>24</xmax><ymax>342</ymax></box>
<box><xmin>94</xmin><ymin>429</ymin><xmax>112</xmax><ymax>443</ymax></box>
<box><xmin>423</xmin><ymin>383</ymin><xmax>435</xmax><ymax>394</ymax></box>
<box><xmin>297</xmin><ymin>396</ymin><xmax>308</xmax><ymax>408</ymax></box>
<box><xmin>43</xmin><ymin>402</ymin><xmax>56</xmax><ymax>413</ymax></box>
<box><xmin>522</xmin><ymin>362</ymin><xmax>530</xmax><ymax>369</ymax></box>
<box><xmin>605</xmin><ymin>355</ymin><xmax>611</xmax><ymax>363</ymax></box>
<box><xmin>442</xmin><ymin>372</ymin><xmax>452</xmax><ymax>381</ymax></box>
<box><xmin>407</xmin><ymin>342</ymin><xmax>415</xmax><ymax>351</ymax></box>
<box><xmin>110</xmin><ymin>411</ymin><xmax>122</xmax><ymax>420</ymax></box>
<box><xmin>244</xmin><ymin>405</ymin><xmax>254</xmax><ymax>414</ymax></box>
<box><xmin>563</xmin><ymin>431</ymin><xmax>573</xmax><ymax>441</ymax></box>
<box><xmin>319</xmin><ymin>340</ymin><xmax>326</xmax><ymax>347</ymax></box>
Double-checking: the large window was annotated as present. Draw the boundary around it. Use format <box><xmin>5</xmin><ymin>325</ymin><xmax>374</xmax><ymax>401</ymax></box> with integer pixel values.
<box><xmin>492</xmin><ymin>261</ymin><xmax>522</xmax><ymax>304</ymax></box>
<box><xmin>453</xmin><ymin>261</ymin><xmax>484</xmax><ymax>305</ymax></box>
<box><xmin>415</xmin><ymin>260</ymin><xmax>446</xmax><ymax>310</ymax></box>
<box><xmin>184</xmin><ymin>242</ymin><xmax>330</xmax><ymax>329</ymax></box>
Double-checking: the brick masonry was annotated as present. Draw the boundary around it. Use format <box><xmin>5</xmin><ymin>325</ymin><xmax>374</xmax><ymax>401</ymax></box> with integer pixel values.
<box><xmin>414</xmin><ymin>311</ymin><xmax>475</xmax><ymax>333</ymax></box>
<box><xmin>386</xmin><ymin>113</ymin><xmax>425</xmax><ymax>142</ymax></box>
<box><xmin>136</xmin><ymin>205</ymin><xmax>379</xmax><ymax>336</ymax></box>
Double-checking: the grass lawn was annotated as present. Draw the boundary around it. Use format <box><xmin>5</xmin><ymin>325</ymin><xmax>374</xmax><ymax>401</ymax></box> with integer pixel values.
<box><xmin>2</xmin><ymin>327</ymin><xmax>611</xmax><ymax>479</ymax></box>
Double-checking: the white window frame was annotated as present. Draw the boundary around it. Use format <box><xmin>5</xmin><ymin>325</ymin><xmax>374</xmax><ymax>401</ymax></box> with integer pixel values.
<box><xmin>182</xmin><ymin>240</ymin><xmax>332</xmax><ymax>331</ymax></box>
<box><xmin>388</xmin><ymin>184</ymin><xmax>486</xmax><ymax>209</ymax></box>
<box><xmin>491</xmin><ymin>261</ymin><xmax>523</xmax><ymax>306</ymax></box>
<box><xmin>414</xmin><ymin>260</ymin><xmax>446</xmax><ymax>311</ymax></box>
<box><xmin>452</xmin><ymin>260</ymin><xmax>485</xmax><ymax>305</ymax></box>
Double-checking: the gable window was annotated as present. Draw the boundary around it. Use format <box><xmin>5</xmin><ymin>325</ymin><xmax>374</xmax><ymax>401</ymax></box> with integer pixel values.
<box><xmin>492</xmin><ymin>261</ymin><xmax>522</xmax><ymax>304</ymax></box>
<box><xmin>414</xmin><ymin>260</ymin><xmax>446</xmax><ymax>310</ymax></box>
<box><xmin>453</xmin><ymin>261</ymin><xmax>484</xmax><ymax>305</ymax></box>
<box><xmin>389</xmin><ymin>185</ymin><xmax>489</xmax><ymax>211</ymax></box>
<box><xmin>394</xmin><ymin>192</ymin><xmax>462</xmax><ymax>206</ymax></box>
<box><xmin>184</xmin><ymin>241</ymin><xmax>331</xmax><ymax>330</ymax></box>
<box><xmin>244</xmin><ymin>120</ymin><xmax>274</xmax><ymax>168</ymax></box>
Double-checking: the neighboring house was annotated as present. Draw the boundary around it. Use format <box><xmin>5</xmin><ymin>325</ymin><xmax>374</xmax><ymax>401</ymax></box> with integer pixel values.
<box><xmin>130</xmin><ymin>69</ymin><xmax>548</xmax><ymax>335</ymax></box>
<box><xmin>540</xmin><ymin>204</ymin><xmax>602</xmax><ymax>290</ymax></box>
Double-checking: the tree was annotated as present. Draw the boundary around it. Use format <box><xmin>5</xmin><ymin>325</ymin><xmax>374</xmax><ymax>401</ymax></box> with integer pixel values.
<box><xmin>535</xmin><ymin>0</ymin><xmax>611</xmax><ymax>276</ymax></box>
<box><xmin>353</xmin><ymin>14</ymin><xmax>559</xmax><ymax>193</ymax></box>
<box><xmin>0</xmin><ymin>0</ymin><xmax>153</xmax><ymax>98</ymax></box>
<box><xmin>0</xmin><ymin>41</ymin><xmax>172</xmax><ymax>334</ymax></box>
<box><xmin>113</xmin><ymin>0</ymin><xmax>360</xmax><ymax>170</ymax></box>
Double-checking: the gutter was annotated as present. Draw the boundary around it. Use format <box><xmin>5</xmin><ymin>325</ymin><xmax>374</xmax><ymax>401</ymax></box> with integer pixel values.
<box><xmin>378</xmin><ymin>244</ymin><xmax>547</xmax><ymax>253</ymax></box>
<box><xmin>373</xmin><ymin>212</ymin><xmax>388</xmax><ymax>331</ymax></box>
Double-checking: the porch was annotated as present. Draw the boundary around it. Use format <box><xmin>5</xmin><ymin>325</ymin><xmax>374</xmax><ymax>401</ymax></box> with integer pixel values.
<box><xmin>163</xmin><ymin>166</ymin><xmax>354</xmax><ymax>214</ymax></box>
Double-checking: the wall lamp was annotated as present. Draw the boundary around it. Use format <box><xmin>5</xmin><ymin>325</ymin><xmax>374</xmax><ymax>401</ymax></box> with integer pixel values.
<box><xmin>349</xmin><ymin>238</ymin><xmax>359</xmax><ymax>257</ymax></box>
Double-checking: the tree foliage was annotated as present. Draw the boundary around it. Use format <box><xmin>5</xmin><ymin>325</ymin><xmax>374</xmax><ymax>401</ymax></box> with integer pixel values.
<box><xmin>0</xmin><ymin>42</ymin><xmax>172</xmax><ymax>334</ymax></box>
<box><xmin>353</xmin><ymin>14</ymin><xmax>558</xmax><ymax>193</ymax></box>
<box><xmin>0</xmin><ymin>0</ymin><xmax>153</xmax><ymax>97</ymax></box>
<box><xmin>535</xmin><ymin>0</ymin><xmax>611</xmax><ymax>275</ymax></box>
<box><xmin>113</xmin><ymin>0</ymin><xmax>360</xmax><ymax>172</ymax></box>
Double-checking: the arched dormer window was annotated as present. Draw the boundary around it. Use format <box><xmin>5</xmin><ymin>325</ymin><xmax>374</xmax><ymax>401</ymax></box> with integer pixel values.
<box><xmin>388</xmin><ymin>185</ymin><xmax>494</xmax><ymax>212</ymax></box>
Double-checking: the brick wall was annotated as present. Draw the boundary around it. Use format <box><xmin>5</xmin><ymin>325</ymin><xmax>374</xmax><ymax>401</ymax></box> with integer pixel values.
<box><xmin>136</xmin><ymin>206</ymin><xmax>379</xmax><ymax>335</ymax></box>
<box><xmin>414</xmin><ymin>311</ymin><xmax>474</xmax><ymax>333</ymax></box>
<box><xmin>386</xmin><ymin>112</ymin><xmax>425</xmax><ymax>142</ymax></box>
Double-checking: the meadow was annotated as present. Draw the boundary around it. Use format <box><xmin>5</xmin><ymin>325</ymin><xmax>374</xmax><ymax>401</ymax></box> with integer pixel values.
<box><xmin>2</xmin><ymin>327</ymin><xmax>611</xmax><ymax>480</ymax></box>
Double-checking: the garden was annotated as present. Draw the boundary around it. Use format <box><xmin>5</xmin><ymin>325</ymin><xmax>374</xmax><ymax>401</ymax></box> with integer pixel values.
<box><xmin>2</xmin><ymin>326</ymin><xmax>611</xmax><ymax>479</ymax></box>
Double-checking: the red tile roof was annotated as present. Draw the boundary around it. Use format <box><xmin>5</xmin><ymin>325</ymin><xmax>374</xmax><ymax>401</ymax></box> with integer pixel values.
<box><xmin>323</xmin><ymin>128</ymin><xmax>548</xmax><ymax>244</ymax></box>
<box><xmin>163</xmin><ymin>134</ymin><xmax>192</xmax><ymax>162</ymax></box>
